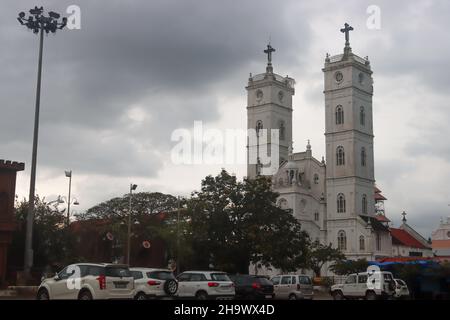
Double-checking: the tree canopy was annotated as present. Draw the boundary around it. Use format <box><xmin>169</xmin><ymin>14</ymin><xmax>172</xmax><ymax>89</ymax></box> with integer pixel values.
<box><xmin>185</xmin><ymin>170</ymin><xmax>310</xmax><ymax>273</ymax></box>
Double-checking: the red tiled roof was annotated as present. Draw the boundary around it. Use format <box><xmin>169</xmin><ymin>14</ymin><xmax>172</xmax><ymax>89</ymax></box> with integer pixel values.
<box><xmin>390</xmin><ymin>228</ymin><xmax>428</xmax><ymax>249</ymax></box>
<box><xmin>374</xmin><ymin>186</ymin><xmax>382</xmax><ymax>193</ymax></box>
<box><xmin>375</xmin><ymin>193</ymin><xmax>387</xmax><ymax>201</ymax></box>
<box><xmin>377</xmin><ymin>256</ymin><xmax>434</xmax><ymax>263</ymax></box>
<box><xmin>375</xmin><ymin>214</ymin><xmax>391</xmax><ymax>223</ymax></box>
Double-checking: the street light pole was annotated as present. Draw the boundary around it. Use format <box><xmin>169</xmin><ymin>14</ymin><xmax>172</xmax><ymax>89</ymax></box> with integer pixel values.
<box><xmin>18</xmin><ymin>7</ymin><xmax>67</xmax><ymax>277</ymax></box>
<box><xmin>127</xmin><ymin>184</ymin><xmax>137</xmax><ymax>265</ymax></box>
<box><xmin>65</xmin><ymin>170</ymin><xmax>72</xmax><ymax>226</ymax></box>
<box><xmin>176</xmin><ymin>196</ymin><xmax>180</xmax><ymax>275</ymax></box>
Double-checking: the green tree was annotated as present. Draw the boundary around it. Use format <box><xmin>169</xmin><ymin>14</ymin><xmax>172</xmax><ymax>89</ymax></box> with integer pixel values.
<box><xmin>306</xmin><ymin>241</ymin><xmax>345</xmax><ymax>277</ymax></box>
<box><xmin>77</xmin><ymin>192</ymin><xmax>184</xmax><ymax>266</ymax></box>
<box><xmin>186</xmin><ymin>170</ymin><xmax>310</xmax><ymax>273</ymax></box>
<box><xmin>8</xmin><ymin>196</ymin><xmax>75</xmax><ymax>271</ymax></box>
<box><xmin>330</xmin><ymin>258</ymin><xmax>369</xmax><ymax>276</ymax></box>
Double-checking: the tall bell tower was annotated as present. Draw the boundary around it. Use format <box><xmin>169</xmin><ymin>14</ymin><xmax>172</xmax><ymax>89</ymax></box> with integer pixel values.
<box><xmin>246</xmin><ymin>44</ymin><xmax>295</xmax><ymax>179</ymax></box>
<box><xmin>324</xmin><ymin>24</ymin><xmax>376</xmax><ymax>237</ymax></box>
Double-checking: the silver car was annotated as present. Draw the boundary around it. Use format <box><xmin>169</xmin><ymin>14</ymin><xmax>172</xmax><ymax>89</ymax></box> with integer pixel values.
<box><xmin>271</xmin><ymin>275</ymin><xmax>314</xmax><ymax>300</ymax></box>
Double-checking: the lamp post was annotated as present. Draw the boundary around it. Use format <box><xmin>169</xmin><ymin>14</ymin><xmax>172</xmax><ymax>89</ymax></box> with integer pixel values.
<box><xmin>18</xmin><ymin>6</ymin><xmax>67</xmax><ymax>277</ymax></box>
<box><xmin>65</xmin><ymin>170</ymin><xmax>72</xmax><ymax>226</ymax></box>
<box><xmin>127</xmin><ymin>184</ymin><xmax>138</xmax><ymax>265</ymax></box>
<box><xmin>55</xmin><ymin>195</ymin><xmax>79</xmax><ymax>216</ymax></box>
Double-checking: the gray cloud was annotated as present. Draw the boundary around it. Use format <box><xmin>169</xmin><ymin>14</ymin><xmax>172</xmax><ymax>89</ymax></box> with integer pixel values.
<box><xmin>1</xmin><ymin>0</ymin><xmax>449</xmax><ymax>236</ymax></box>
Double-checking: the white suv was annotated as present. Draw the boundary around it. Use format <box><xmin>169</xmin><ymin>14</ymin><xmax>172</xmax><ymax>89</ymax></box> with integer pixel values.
<box><xmin>330</xmin><ymin>271</ymin><xmax>396</xmax><ymax>300</ymax></box>
<box><xmin>130</xmin><ymin>268</ymin><xmax>178</xmax><ymax>300</ymax></box>
<box><xmin>36</xmin><ymin>263</ymin><xmax>135</xmax><ymax>300</ymax></box>
<box><xmin>176</xmin><ymin>271</ymin><xmax>235</xmax><ymax>300</ymax></box>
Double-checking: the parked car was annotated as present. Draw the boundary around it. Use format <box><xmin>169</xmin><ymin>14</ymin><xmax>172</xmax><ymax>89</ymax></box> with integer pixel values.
<box><xmin>228</xmin><ymin>274</ymin><xmax>274</xmax><ymax>299</ymax></box>
<box><xmin>270</xmin><ymin>274</ymin><xmax>314</xmax><ymax>300</ymax></box>
<box><xmin>176</xmin><ymin>271</ymin><xmax>235</xmax><ymax>300</ymax></box>
<box><xmin>393</xmin><ymin>278</ymin><xmax>410</xmax><ymax>299</ymax></box>
<box><xmin>330</xmin><ymin>271</ymin><xmax>396</xmax><ymax>300</ymax></box>
<box><xmin>130</xmin><ymin>268</ymin><xmax>178</xmax><ymax>300</ymax></box>
<box><xmin>36</xmin><ymin>263</ymin><xmax>135</xmax><ymax>300</ymax></box>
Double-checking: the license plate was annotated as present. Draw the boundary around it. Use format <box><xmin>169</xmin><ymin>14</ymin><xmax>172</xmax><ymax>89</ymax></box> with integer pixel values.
<box><xmin>265</xmin><ymin>295</ymin><xmax>273</xmax><ymax>299</ymax></box>
<box><xmin>115</xmin><ymin>282</ymin><xmax>127</xmax><ymax>289</ymax></box>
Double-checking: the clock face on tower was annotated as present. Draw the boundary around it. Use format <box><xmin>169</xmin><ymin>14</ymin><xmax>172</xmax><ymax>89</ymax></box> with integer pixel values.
<box><xmin>278</xmin><ymin>91</ymin><xmax>284</xmax><ymax>102</ymax></box>
<box><xmin>335</xmin><ymin>71</ymin><xmax>343</xmax><ymax>83</ymax></box>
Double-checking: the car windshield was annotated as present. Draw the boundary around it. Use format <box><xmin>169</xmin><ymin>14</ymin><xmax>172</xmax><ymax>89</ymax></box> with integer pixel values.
<box><xmin>105</xmin><ymin>266</ymin><xmax>131</xmax><ymax>277</ymax></box>
<box><xmin>148</xmin><ymin>271</ymin><xmax>175</xmax><ymax>280</ymax></box>
<box><xmin>257</xmin><ymin>277</ymin><xmax>272</xmax><ymax>285</ymax></box>
<box><xmin>211</xmin><ymin>273</ymin><xmax>231</xmax><ymax>281</ymax></box>
<box><xmin>396</xmin><ymin>279</ymin><xmax>406</xmax><ymax>286</ymax></box>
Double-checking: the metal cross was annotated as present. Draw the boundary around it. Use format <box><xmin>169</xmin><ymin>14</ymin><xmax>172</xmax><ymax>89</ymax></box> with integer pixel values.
<box><xmin>340</xmin><ymin>23</ymin><xmax>354</xmax><ymax>47</ymax></box>
<box><xmin>264</xmin><ymin>44</ymin><xmax>275</xmax><ymax>63</ymax></box>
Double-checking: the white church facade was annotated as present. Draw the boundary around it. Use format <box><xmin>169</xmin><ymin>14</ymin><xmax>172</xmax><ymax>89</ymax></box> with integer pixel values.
<box><xmin>246</xmin><ymin>25</ymin><xmax>393</xmax><ymax>274</ymax></box>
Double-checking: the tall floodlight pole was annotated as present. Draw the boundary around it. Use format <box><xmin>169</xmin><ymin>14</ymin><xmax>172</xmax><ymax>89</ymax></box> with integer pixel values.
<box><xmin>18</xmin><ymin>7</ymin><xmax>67</xmax><ymax>277</ymax></box>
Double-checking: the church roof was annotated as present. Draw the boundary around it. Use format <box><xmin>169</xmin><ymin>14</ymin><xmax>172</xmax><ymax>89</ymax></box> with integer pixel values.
<box><xmin>390</xmin><ymin>228</ymin><xmax>429</xmax><ymax>249</ymax></box>
<box><xmin>375</xmin><ymin>214</ymin><xmax>391</xmax><ymax>223</ymax></box>
<box><xmin>359</xmin><ymin>215</ymin><xmax>390</xmax><ymax>232</ymax></box>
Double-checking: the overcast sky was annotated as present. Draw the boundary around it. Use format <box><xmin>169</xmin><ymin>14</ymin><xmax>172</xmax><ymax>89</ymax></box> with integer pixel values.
<box><xmin>1</xmin><ymin>0</ymin><xmax>450</xmax><ymax>237</ymax></box>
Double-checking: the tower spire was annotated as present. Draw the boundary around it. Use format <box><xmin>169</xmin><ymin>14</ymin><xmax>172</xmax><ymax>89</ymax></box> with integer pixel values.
<box><xmin>340</xmin><ymin>23</ymin><xmax>353</xmax><ymax>55</ymax></box>
<box><xmin>264</xmin><ymin>43</ymin><xmax>275</xmax><ymax>73</ymax></box>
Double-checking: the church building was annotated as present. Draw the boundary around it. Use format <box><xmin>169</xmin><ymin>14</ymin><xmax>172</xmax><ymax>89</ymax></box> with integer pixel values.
<box><xmin>246</xmin><ymin>24</ymin><xmax>393</xmax><ymax>274</ymax></box>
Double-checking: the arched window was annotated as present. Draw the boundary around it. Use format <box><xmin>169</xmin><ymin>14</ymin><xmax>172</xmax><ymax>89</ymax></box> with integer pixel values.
<box><xmin>279</xmin><ymin>121</ymin><xmax>285</xmax><ymax>140</ymax></box>
<box><xmin>362</xmin><ymin>194</ymin><xmax>367</xmax><ymax>214</ymax></box>
<box><xmin>313</xmin><ymin>173</ymin><xmax>319</xmax><ymax>184</ymax></box>
<box><xmin>361</xmin><ymin>147</ymin><xmax>366</xmax><ymax>167</ymax></box>
<box><xmin>314</xmin><ymin>212</ymin><xmax>319</xmax><ymax>221</ymax></box>
<box><xmin>359</xmin><ymin>235</ymin><xmax>365</xmax><ymax>251</ymax></box>
<box><xmin>335</xmin><ymin>105</ymin><xmax>344</xmax><ymax>125</ymax></box>
<box><xmin>256</xmin><ymin>120</ymin><xmax>263</xmax><ymax>136</ymax></box>
<box><xmin>376</xmin><ymin>233</ymin><xmax>382</xmax><ymax>251</ymax></box>
<box><xmin>360</xmin><ymin>106</ymin><xmax>365</xmax><ymax>126</ymax></box>
<box><xmin>338</xmin><ymin>230</ymin><xmax>347</xmax><ymax>251</ymax></box>
<box><xmin>337</xmin><ymin>193</ymin><xmax>346</xmax><ymax>213</ymax></box>
<box><xmin>336</xmin><ymin>146</ymin><xmax>345</xmax><ymax>166</ymax></box>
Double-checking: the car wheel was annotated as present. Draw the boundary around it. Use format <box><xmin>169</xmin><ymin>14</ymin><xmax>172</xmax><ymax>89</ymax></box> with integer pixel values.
<box><xmin>196</xmin><ymin>291</ymin><xmax>208</xmax><ymax>300</ymax></box>
<box><xmin>164</xmin><ymin>279</ymin><xmax>178</xmax><ymax>296</ymax></box>
<box><xmin>78</xmin><ymin>290</ymin><xmax>93</xmax><ymax>300</ymax></box>
<box><xmin>332</xmin><ymin>291</ymin><xmax>344</xmax><ymax>300</ymax></box>
<box><xmin>365</xmin><ymin>291</ymin><xmax>377</xmax><ymax>300</ymax></box>
<box><xmin>135</xmin><ymin>292</ymin><xmax>147</xmax><ymax>300</ymax></box>
<box><xmin>288</xmin><ymin>293</ymin><xmax>298</xmax><ymax>300</ymax></box>
<box><xmin>36</xmin><ymin>289</ymin><xmax>49</xmax><ymax>300</ymax></box>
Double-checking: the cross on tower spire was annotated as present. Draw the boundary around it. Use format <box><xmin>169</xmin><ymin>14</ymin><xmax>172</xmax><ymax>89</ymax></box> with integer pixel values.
<box><xmin>340</xmin><ymin>23</ymin><xmax>354</xmax><ymax>48</ymax></box>
<box><xmin>264</xmin><ymin>43</ymin><xmax>275</xmax><ymax>73</ymax></box>
<box><xmin>402</xmin><ymin>211</ymin><xmax>407</xmax><ymax>223</ymax></box>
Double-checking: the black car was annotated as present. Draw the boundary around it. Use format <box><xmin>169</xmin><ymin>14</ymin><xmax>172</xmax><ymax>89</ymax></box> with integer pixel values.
<box><xmin>229</xmin><ymin>274</ymin><xmax>274</xmax><ymax>300</ymax></box>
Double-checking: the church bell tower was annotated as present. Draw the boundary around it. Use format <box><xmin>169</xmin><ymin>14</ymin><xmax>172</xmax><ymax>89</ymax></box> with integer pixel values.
<box><xmin>324</xmin><ymin>24</ymin><xmax>376</xmax><ymax>246</ymax></box>
<box><xmin>246</xmin><ymin>44</ymin><xmax>295</xmax><ymax>179</ymax></box>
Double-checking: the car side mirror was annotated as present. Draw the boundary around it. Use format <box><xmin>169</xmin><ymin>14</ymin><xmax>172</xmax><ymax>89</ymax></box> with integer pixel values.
<box><xmin>53</xmin><ymin>274</ymin><xmax>60</xmax><ymax>281</ymax></box>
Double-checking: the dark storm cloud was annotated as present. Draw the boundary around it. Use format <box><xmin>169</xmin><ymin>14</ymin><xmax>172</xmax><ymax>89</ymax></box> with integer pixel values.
<box><xmin>0</xmin><ymin>0</ymin><xmax>311</xmax><ymax>178</ymax></box>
